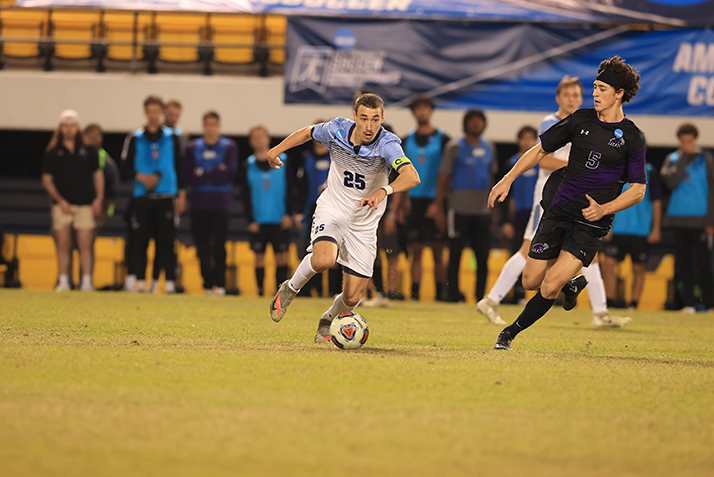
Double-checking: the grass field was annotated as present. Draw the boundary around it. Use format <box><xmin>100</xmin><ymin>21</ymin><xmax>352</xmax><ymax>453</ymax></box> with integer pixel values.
<box><xmin>1</xmin><ymin>290</ymin><xmax>713</xmax><ymax>477</ymax></box>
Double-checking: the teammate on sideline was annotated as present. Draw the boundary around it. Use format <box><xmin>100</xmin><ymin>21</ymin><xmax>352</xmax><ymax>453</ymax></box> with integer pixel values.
<box><xmin>477</xmin><ymin>75</ymin><xmax>631</xmax><ymax>328</ymax></box>
<box><xmin>268</xmin><ymin>93</ymin><xmax>420</xmax><ymax>342</ymax></box>
<box><xmin>489</xmin><ymin>56</ymin><xmax>646</xmax><ymax>351</ymax></box>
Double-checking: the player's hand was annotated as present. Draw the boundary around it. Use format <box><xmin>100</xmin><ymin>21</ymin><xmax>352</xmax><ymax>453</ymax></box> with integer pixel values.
<box><xmin>582</xmin><ymin>194</ymin><xmax>606</xmax><ymax>222</ymax></box>
<box><xmin>59</xmin><ymin>199</ymin><xmax>72</xmax><ymax>215</ymax></box>
<box><xmin>501</xmin><ymin>223</ymin><xmax>515</xmax><ymax>242</ymax></box>
<box><xmin>293</xmin><ymin>214</ymin><xmax>305</xmax><ymax>231</ymax></box>
<box><xmin>248</xmin><ymin>222</ymin><xmax>260</xmax><ymax>233</ymax></box>
<box><xmin>91</xmin><ymin>197</ymin><xmax>102</xmax><ymax>217</ymax></box>
<box><xmin>136</xmin><ymin>173</ymin><xmax>159</xmax><ymax>190</ymax></box>
<box><xmin>488</xmin><ymin>177</ymin><xmax>512</xmax><ymax>208</ymax></box>
<box><xmin>267</xmin><ymin>148</ymin><xmax>284</xmax><ymax>170</ymax></box>
<box><xmin>646</xmin><ymin>228</ymin><xmax>661</xmax><ymax>244</ymax></box>
<box><xmin>281</xmin><ymin>214</ymin><xmax>293</xmax><ymax>230</ymax></box>
<box><xmin>361</xmin><ymin>189</ymin><xmax>388</xmax><ymax>210</ymax></box>
<box><xmin>424</xmin><ymin>201</ymin><xmax>440</xmax><ymax>219</ymax></box>
<box><xmin>383</xmin><ymin>215</ymin><xmax>396</xmax><ymax>235</ymax></box>
<box><xmin>175</xmin><ymin>194</ymin><xmax>187</xmax><ymax>216</ymax></box>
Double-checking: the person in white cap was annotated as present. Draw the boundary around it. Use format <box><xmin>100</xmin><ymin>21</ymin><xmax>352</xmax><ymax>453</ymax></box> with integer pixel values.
<box><xmin>41</xmin><ymin>110</ymin><xmax>104</xmax><ymax>292</ymax></box>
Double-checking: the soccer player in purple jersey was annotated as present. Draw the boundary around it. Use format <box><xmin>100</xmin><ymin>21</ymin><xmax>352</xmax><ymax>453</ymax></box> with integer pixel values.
<box><xmin>488</xmin><ymin>56</ymin><xmax>647</xmax><ymax>350</ymax></box>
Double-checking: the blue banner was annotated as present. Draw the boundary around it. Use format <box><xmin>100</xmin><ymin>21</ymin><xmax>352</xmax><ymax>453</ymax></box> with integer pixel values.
<box><xmin>285</xmin><ymin>18</ymin><xmax>714</xmax><ymax>117</ymax></box>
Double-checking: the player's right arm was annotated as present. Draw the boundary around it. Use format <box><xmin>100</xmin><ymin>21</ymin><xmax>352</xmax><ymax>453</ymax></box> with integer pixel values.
<box><xmin>268</xmin><ymin>126</ymin><xmax>314</xmax><ymax>170</ymax></box>
<box><xmin>488</xmin><ymin>143</ymin><xmax>549</xmax><ymax>208</ymax></box>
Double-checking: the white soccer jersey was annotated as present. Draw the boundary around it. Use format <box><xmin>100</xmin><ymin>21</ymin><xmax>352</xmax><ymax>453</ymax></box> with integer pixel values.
<box><xmin>311</xmin><ymin>117</ymin><xmax>409</xmax><ymax>231</ymax></box>
<box><xmin>534</xmin><ymin>113</ymin><xmax>571</xmax><ymax>203</ymax></box>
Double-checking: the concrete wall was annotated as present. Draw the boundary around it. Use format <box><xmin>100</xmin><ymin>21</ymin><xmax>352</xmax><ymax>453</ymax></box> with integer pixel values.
<box><xmin>1</xmin><ymin>70</ymin><xmax>712</xmax><ymax>147</ymax></box>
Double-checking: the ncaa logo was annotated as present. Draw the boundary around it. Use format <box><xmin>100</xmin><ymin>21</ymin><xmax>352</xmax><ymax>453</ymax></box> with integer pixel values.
<box><xmin>336</xmin><ymin>129</ymin><xmax>346</xmax><ymax>139</ymax></box>
<box><xmin>614</xmin><ymin>129</ymin><xmax>623</xmax><ymax>139</ymax></box>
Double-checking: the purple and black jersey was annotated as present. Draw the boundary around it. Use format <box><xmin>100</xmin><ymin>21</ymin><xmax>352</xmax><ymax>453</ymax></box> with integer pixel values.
<box><xmin>539</xmin><ymin>108</ymin><xmax>647</xmax><ymax>230</ymax></box>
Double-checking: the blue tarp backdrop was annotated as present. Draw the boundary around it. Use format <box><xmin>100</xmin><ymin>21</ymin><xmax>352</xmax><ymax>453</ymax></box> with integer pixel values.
<box><xmin>284</xmin><ymin>18</ymin><xmax>714</xmax><ymax>116</ymax></box>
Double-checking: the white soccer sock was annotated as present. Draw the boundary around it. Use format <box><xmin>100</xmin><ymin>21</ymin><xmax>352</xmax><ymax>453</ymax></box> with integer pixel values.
<box><xmin>323</xmin><ymin>293</ymin><xmax>359</xmax><ymax>322</ymax></box>
<box><xmin>288</xmin><ymin>253</ymin><xmax>316</xmax><ymax>292</ymax></box>
<box><xmin>488</xmin><ymin>252</ymin><xmax>527</xmax><ymax>303</ymax></box>
<box><xmin>583</xmin><ymin>262</ymin><xmax>608</xmax><ymax>314</ymax></box>
<box><xmin>81</xmin><ymin>274</ymin><xmax>92</xmax><ymax>286</ymax></box>
<box><xmin>58</xmin><ymin>274</ymin><xmax>69</xmax><ymax>285</ymax></box>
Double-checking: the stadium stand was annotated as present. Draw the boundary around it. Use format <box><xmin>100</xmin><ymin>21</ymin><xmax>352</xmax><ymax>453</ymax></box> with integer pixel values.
<box><xmin>0</xmin><ymin>6</ymin><xmax>286</xmax><ymax>73</ymax></box>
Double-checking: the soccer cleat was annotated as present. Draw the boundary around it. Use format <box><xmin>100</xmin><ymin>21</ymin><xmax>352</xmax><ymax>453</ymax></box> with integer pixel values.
<box><xmin>80</xmin><ymin>281</ymin><xmax>94</xmax><ymax>292</ymax></box>
<box><xmin>562</xmin><ymin>275</ymin><xmax>588</xmax><ymax>311</ymax></box>
<box><xmin>592</xmin><ymin>312</ymin><xmax>632</xmax><ymax>328</ymax></box>
<box><xmin>363</xmin><ymin>293</ymin><xmax>389</xmax><ymax>308</ymax></box>
<box><xmin>493</xmin><ymin>329</ymin><xmax>514</xmax><ymax>350</ymax></box>
<box><xmin>55</xmin><ymin>282</ymin><xmax>70</xmax><ymax>292</ymax></box>
<box><xmin>215</xmin><ymin>287</ymin><xmax>226</xmax><ymax>296</ymax></box>
<box><xmin>477</xmin><ymin>297</ymin><xmax>507</xmax><ymax>325</ymax></box>
<box><xmin>314</xmin><ymin>318</ymin><xmax>333</xmax><ymax>343</ymax></box>
<box><xmin>164</xmin><ymin>280</ymin><xmax>176</xmax><ymax>294</ymax></box>
<box><xmin>270</xmin><ymin>280</ymin><xmax>297</xmax><ymax>323</ymax></box>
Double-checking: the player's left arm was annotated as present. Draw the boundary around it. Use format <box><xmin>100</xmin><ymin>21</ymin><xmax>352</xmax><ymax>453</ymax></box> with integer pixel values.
<box><xmin>361</xmin><ymin>153</ymin><xmax>420</xmax><ymax>210</ymax></box>
<box><xmin>582</xmin><ymin>183</ymin><xmax>646</xmax><ymax>222</ymax></box>
<box><xmin>583</xmin><ymin>134</ymin><xmax>648</xmax><ymax>222</ymax></box>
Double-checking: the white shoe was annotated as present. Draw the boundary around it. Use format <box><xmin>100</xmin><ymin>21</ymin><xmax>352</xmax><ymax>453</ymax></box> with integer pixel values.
<box><xmin>80</xmin><ymin>281</ymin><xmax>94</xmax><ymax>292</ymax></box>
<box><xmin>681</xmin><ymin>306</ymin><xmax>696</xmax><ymax>314</ymax></box>
<box><xmin>164</xmin><ymin>280</ymin><xmax>176</xmax><ymax>294</ymax></box>
<box><xmin>137</xmin><ymin>280</ymin><xmax>146</xmax><ymax>293</ymax></box>
<box><xmin>124</xmin><ymin>275</ymin><xmax>136</xmax><ymax>293</ymax></box>
<box><xmin>592</xmin><ymin>312</ymin><xmax>632</xmax><ymax>328</ymax></box>
<box><xmin>477</xmin><ymin>297</ymin><xmax>507</xmax><ymax>325</ymax></box>
<box><xmin>215</xmin><ymin>287</ymin><xmax>226</xmax><ymax>296</ymax></box>
<box><xmin>363</xmin><ymin>293</ymin><xmax>389</xmax><ymax>308</ymax></box>
<box><xmin>315</xmin><ymin>316</ymin><xmax>333</xmax><ymax>344</ymax></box>
<box><xmin>205</xmin><ymin>289</ymin><xmax>213</xmax><ymax>296</ymax></box>
<box><xmin>55</xmin><ymin>282</ymin><xmax>70</xmax><ymax>292</ymax></box>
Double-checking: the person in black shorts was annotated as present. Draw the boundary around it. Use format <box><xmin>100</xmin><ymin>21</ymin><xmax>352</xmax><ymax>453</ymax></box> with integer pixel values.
<box><xmin>488</xmin><ymin>56</ymin><xmax>647</xmax><ymax>350</ymax></box>
<box><xmin>244</xmin><ymin>125</ymin><xmax>293</xmax><ymax>297</ymax></box>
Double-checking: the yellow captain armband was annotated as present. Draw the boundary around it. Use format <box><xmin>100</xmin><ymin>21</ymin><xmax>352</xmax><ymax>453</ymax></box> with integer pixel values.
<box><xmin>392</xmin><ymin>157</ymin><xmax>412</xmax><ymax>170</ymax></box>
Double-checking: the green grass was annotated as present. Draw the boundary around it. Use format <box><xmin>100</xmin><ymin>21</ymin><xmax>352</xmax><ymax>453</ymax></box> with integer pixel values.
<box><xmin>1</xmin><ymin>290</ymin><xmax>713</xmax><ymax>477</ymax></box>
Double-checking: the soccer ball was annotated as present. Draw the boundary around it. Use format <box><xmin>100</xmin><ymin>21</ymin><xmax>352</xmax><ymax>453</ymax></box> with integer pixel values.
<box><xmin>330</xmin><ymin>312</ymin><xmax>369</xmax><ymax>350</ymax></box>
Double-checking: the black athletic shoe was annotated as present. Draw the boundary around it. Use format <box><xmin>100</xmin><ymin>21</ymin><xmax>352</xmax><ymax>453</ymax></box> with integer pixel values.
<box><xmin>562</xmin><ymin>275</ymin><xmax>588</xmax><ymax>311</ymax></box>
<box><xmin>494</xmin><ymin>330</ymin><xmax>513</xmax><ymax>351</ymax></box>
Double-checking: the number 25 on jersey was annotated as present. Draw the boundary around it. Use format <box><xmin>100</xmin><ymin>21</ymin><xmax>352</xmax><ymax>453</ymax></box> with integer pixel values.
<box><xmin>343</xmin><ymin>171</ymin><xmax>366</xmax><ymax>190</ymax></box>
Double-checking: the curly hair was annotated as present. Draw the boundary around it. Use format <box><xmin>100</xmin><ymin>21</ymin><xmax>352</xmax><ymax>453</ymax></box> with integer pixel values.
<box><xmin>597</xmin><ymin>56</ymin><xmax>640</xmax><ymax>104</ymax></box>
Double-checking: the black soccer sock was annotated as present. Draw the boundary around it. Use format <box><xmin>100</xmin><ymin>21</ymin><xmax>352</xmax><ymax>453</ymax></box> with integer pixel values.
<box><xmin>276</xmin><ymin>265</ymin><xmax>288</xmax><ymax>285</ymax></box>
<box><xmin>435</xmin><ymin>282</ymin><xmax>445</xmax><ymax>300</ymax></box>
<box><xmin>629</xmin><ymin>300</ymin><xmax>639</xmax><ymax>309</ymax></box>
<box><xmin>256</xmin><ymin>267</ymin><xmax>265</xmax><ymax>295</ymax></box>
<box><xmin>503</xmin><ymin>290</ymin><xmax>556</xmax><ymax>338</ymax></box>
<box><xmin>373</xmin><ymin>266</ymin><xmax>384</xmax><ymax>294</ymax></box>
<box><xmin>411</xmin><ymin>282</ymin><xmax>420</xmax><ymax>300</ymax></box>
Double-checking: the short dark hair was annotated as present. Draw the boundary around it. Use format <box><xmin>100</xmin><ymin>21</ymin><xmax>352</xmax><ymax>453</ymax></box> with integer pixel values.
<box><xmin>165</xmin><ymin>99</ymin><xmax>182</xmax><ymax>110</ymax></box>
<box><xmin>597</xmin><ymin>56</ymin><xmax>640</xmax><ymax>104</ymax></box>
<box><xmin>462</xmin><ymin>109</ymin><xmax>486</xmax><ymax>133</ymax></box>
<box><xmin>83</xmin><ymin>123</ymin><xmax>103</xmax><ymax>136</ymax></box>
<box><xmin>677</xmin><ymin>123</ymin><xmax>698</xmax><ymax>139</ymax></box>
<box><xmin>517</xmin><ymin>125</ymin><xmax>538</xmax><ymax>140</ymax></box>
<box><xmin>354</xmin><ymin>93</ymin><xmax>384</xmax><ymax>114</ymax></box>
<box><xmin>144</xmin><ymin>95</ymin><xmax>164</xmax><ymax>109</ymax></box>
<box><xmin>409</xmin><ymin>96</ymin><xmax>435</xmax><ymax>111</ymax></box>
<box><xmin>203</xmin><ymin>110</ymin><xmax>220</xmax><ymax>122</ymax></box>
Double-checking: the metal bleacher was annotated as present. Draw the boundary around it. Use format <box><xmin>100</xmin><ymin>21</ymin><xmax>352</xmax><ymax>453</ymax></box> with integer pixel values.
<box><xmin>0</xmin><ymin>4</ymin><xmax>287</xmax><ymax>74</ymax></box>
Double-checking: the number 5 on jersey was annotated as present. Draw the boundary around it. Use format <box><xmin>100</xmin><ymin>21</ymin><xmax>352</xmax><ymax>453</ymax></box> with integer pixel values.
<box><xmin>343</xmin><ymin>170</ymin><xmax>366</xmax><ymax>190</ymax></box>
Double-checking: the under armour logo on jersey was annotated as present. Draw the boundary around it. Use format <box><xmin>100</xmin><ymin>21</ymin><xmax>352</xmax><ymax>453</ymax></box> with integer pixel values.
<box><xmin>581</xmin><ymin>130</ymin><xmax>589</xmax><ymax>135</ymax></box>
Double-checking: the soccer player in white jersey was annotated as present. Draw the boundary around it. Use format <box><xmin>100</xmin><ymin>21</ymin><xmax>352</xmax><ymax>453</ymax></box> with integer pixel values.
<box><xmin>477</xmin><ymin>76</ymin><xmax>631</xmax><ymax>328</ymax></box>
<box><xmin>268</xmin><ymin>93</ymin><xmax>420</xmax><ymax>342</ymax></box>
